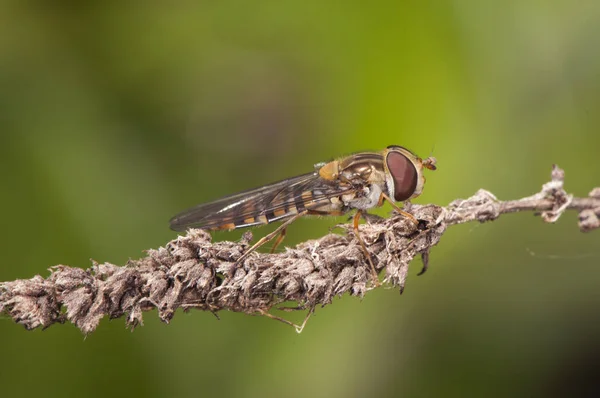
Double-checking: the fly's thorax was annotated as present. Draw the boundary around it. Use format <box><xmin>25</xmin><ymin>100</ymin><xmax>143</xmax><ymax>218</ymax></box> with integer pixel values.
<box><xmin>317</xmin><ymin>151</ymin><xmax>391</xmax><ymax>210</ymax></box>
<box><xmin>318</xmin><ymin>152</ymin><xmax>387</xmax><ymax>184</ymax></box>
<box><xmin>337</xmin><ymin>152</ymin><xmax>384</xmax><ymax>184</ymax></box>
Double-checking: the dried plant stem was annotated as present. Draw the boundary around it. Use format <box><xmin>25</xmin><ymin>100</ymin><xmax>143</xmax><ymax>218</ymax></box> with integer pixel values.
<box><xmin>1</xmin><ymin>166</ymin><xmax>598</xmax><ymax>334</ymax></box>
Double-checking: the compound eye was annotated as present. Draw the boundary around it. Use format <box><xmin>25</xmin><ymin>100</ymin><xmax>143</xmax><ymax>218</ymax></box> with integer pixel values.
<box><xmin>386</xmin><ymin>151</ymin><xmax>418</xmax><ymax>201</ymax></box>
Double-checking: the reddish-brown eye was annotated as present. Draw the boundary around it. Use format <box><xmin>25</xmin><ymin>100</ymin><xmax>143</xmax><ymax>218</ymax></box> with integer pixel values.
<box><xmin>386</xmin><ymin>151</ymin><xmax>418</xmax><ymax>201</ymax></box>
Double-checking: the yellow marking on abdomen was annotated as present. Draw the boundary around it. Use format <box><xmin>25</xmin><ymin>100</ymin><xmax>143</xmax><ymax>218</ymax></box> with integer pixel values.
<box><xmin>301</xmin><ymin>191</ymin><xmax>314</xmax><ymax>204</ymax></box>
<box><xmin>274</xmin><ymin>208</ymin><xmax>287</xmax><ymax>217</ymax></box>
<box><xmin>286</xmin><ymin>203</ymin><xmax>298</xmax><ymax>214</ymax></box>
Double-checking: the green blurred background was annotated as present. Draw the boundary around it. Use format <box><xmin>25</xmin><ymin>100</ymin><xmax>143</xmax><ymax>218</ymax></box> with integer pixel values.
<box><xmin>1</xmin><ymin>2</ymin><xmax>599</xmax><ymax>397</ymax></box>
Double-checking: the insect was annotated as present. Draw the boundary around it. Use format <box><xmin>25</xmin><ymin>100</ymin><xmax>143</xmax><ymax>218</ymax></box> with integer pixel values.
<box><xmin>170</xmin><ymin>145</ymin><xmax>436</xmax><ymax>278</ymax></box>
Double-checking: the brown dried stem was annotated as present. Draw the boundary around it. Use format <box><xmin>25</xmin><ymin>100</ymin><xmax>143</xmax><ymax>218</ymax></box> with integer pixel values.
<box><xmin>1</xmin><ymin>165</ymin><xmax>598</xmax><ymax>333</ymax></box>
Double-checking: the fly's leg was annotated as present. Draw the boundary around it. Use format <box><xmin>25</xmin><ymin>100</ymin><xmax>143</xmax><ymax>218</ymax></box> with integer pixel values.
<box><xmin>353</xmin><ymin>210</ymin><xmax>380</xmax><ymax>286</ymax></box>
<box><xmin>269</xmin><ymin>227</ymin><xmax>287</xmax><ymax>253</ymax></box>
<box><xmin>379</xmin><ymin>192</ymin><xmax>418</xmax><ymax>225</ymax></box>
<box><xmin>236</xmin><ymin>211</ymin><xmax>307</xmax><ymax>265</ymax></box>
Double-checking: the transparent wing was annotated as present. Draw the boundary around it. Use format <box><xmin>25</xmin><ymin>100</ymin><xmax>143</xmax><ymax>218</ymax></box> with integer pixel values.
<box><xmin>169</xmin><ymin>172</ymin><xmax>355</xmax><ymax>231</ymax></box>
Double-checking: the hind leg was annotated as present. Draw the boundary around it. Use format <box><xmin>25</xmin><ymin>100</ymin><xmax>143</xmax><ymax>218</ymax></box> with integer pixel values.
<box><xmin>236</xmin><ymin>211</ymin><xmax>307</xmax><ymax>265</ymax></box>
<box><xmin>269</xmin><ymin>227</ymin><xmax>287</xmax><ymax>253</ymax></box>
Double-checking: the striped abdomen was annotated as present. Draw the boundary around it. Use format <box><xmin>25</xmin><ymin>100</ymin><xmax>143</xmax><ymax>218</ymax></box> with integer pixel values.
<box><xmin>214</xmin><ymin>187</ymin><xmax>347</xmax><ymax>231</ymax></box>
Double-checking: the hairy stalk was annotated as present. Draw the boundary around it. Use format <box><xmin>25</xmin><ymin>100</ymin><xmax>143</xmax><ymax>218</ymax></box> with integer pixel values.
<box><xmin>1</xmin><ymin>165</ymin><xmax>598</xmax><ymax>334</ymax></box>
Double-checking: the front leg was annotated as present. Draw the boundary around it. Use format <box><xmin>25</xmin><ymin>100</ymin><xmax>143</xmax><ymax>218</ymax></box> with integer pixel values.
<box><xmin>377</xmin><ymin>192</ymin><xmax>418</xmax><ymax>224</ymax></box>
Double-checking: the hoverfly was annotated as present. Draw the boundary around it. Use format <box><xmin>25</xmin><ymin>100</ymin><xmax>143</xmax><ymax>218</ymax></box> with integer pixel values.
<box><xmin>170</xmin><ymin>145</ymin><xmax>436</xmax><ymax>277</ymax></box>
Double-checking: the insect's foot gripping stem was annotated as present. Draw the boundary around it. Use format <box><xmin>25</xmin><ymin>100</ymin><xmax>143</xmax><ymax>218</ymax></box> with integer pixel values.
<box><xmin>353</xmin><ymin>211</ymin><xmax>381</xmax><ymax>287</ymax></box>
<box><xmin>398</xmin><ymin>209</ymin><xmax>418</xmax><ymax>225</ymax></box>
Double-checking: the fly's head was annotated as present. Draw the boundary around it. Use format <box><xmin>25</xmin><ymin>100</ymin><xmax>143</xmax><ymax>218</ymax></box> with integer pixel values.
<box><xmin>383</xmin><ymin>145</ymin><xmax>436</xmax><ymax>202</ymax></box>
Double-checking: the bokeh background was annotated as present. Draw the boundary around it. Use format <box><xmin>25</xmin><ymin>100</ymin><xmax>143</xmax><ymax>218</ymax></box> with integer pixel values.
<box><xmin>1</xmin><ymin>2</ymin><xmax>599</xmax><ymax>397</ymax></box>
